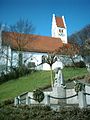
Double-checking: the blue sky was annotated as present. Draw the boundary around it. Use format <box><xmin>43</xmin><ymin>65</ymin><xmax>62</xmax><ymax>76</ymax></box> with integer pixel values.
<box><xmin>0</xmin><ymin>0</ymin><xmax>90</xmax><ymax>36</ymax></box>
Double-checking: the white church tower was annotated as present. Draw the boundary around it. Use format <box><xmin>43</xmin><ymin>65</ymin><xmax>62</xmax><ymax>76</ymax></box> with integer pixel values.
<box><xmin>51</xmin><ymin>14</ymin><xmax>67</xmax><ymax>44</ymax></box>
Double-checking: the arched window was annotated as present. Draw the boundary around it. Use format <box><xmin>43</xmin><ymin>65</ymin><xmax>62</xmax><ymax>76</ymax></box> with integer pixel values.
<box><xmin>59</xmin><ymin>29</ymin><xmax>63</xmax><ymax>33</ymax></box>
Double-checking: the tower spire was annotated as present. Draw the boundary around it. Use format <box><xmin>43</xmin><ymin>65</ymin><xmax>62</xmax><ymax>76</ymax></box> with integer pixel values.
<box><xmin>51</xmin><ymin>14</ymin><xmax>67</xmax><ymax>43</ymax></box>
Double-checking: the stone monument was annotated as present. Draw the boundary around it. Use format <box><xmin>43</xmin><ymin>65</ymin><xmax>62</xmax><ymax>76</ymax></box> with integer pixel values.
<box><xmin>52</xmin><ymin>67</ymin><xmax>66</xmax><ymax>104</ymax></box>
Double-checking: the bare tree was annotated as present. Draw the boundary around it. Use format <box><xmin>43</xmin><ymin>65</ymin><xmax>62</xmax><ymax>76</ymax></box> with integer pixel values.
<box><xmin>3</xmin><ymin>18</ymin><xmax>35</xmax><ymax>68</ymax></box>
<box><xmin>68</xmin><ymin>24</ymin><xmax>90</xmax><ymax>69</ymax></box>
<box><xmin>68</xmin><ymin>24</ymin><xmax>90</xmax><ymax>45</ymax></box>
<box><xmin>0</xmin><ymin>19</ymin><xmax>35</xmax><ymax>74</ymax></box>
<box><xmin>55</xmin><ymin>44</ymin><xmax>79</xmax><ymax>67</ymax></box>
<box><xmin>42</xmin><ymin>54</ymin><xmax>57</xmax><ymax>88</ymax></box>
<box><xmin>81</xmin><ymin>38</ymin><xmax>90</xmax><ymax>72</ymax></box>
<box><xmin>0</xmin><ymin>23</ymin><xmax>10</xmax><ymax>73</ymax></box>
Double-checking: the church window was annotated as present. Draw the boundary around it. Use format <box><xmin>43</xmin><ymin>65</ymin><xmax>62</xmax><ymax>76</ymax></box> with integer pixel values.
<box><xmin>59</xmin><ymin>29</ymin><xmax>64</xmax><ymax>36</ymax></box>
<box><xmin>59</xmin><ymin>29</ymin><xmax>63</xmax><ymax>33</ymax></box>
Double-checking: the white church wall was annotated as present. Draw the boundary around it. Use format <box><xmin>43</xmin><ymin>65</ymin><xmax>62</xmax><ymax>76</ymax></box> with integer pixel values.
<box><xmin>9</xmin><ymin>51</ymin><xmax>44</xmax><ymax>69</ymax></box>
<box><xmin>23</xmin><ymin>52</ymin><xmax>48</xmax><ymax>70</ymax></box>
<box><xmin>22</xmin><ymin>52</ymin><xmax>62</xmax><ymax>70</ymax></box>
<box><xmin>42</xmin><ymin>63</ymin><xmax>50</xmax><ymax>70</ymax></box>
<box><xmin>0</xmin><ymin>45</ymin><xmax>12</xmax><ymax>72</ymax></box>
<box><xmin>0</xmin><ymin>31</ymin><xmax>6</xmax><ymax>69</ymax></box>
<box><xmin>24</xmin><ymin>53</ymin><xmax>64</xmax><ymax>70</ymax></box>
<box><xmin>0</xmin><ymin>47</ymin><xmax>64</xmax><ymax>71</ymax></box>
<box><xmin>0</xmin><ymin>46</ymin><xmax>64</xmax><ymax>71</ymax></box>
<box><xmin>7</xmin><ymin>46</ymin><xmax>11</xmax><ymax>67</ymax></box>
<box><xmin>0</xmin><ymin>30</ymin><xmax>12</xmax><ymax>72</ymax></box>
<box><xmin>11</xmin><ymin>51</ymin><xmax>19</xmax><ymax>67</ymax></box>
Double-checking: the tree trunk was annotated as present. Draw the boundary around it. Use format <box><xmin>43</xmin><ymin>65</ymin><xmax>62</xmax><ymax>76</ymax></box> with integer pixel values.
<box><xmin>70</xmin><ymin>56</ymin><xmax>76</xmax><ymax>68</ymax></box>
<box><xmin>50</xmin><ymin>66</ymin><xmax>53</xmax><ymax>89</ymax></box>
<box><xmin>6</xmin><ymin>46</ymin><xmax>9</xmax><ymax>73</ymax></box>
<box><xmin>18</xmin><ymin>51</ymin><xmax>23</xmax><ymax>67</ymax></box>
<box><xmin>10</xmin><ymin>50</ymin><xmax>13</xmax><ymax>72</ymax></box>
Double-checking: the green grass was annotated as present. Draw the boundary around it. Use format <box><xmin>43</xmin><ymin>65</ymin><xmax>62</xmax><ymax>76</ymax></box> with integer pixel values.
<box><xmin>0</xmin><ymin>71</ymin><xmax>51</xmax><ymax>101</ymax></box>
<box><xmin>0</xmin><ymin>67</ymin><xmax>88</xmax><ymax>101</ymax></box>
<box><xmin>62</xmin><ymin>67</ymin><xmax>88</xmax><ymax>80</ymax></box>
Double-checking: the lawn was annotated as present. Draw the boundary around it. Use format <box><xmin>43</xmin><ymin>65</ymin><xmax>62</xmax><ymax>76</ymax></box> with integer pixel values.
<box><xmin>0</xmin><ymin>71</ymin><xmax>51</xmax><ymax>101</ymax></box>
<box><xmin>0</xmin><ymin>67</ymin><xmax>88</xmax><ymax>101</ymax></box>
<box><xmin>62</xmin><ymin>67</ymin><xmax>88</xmax><ymax>80</ymax></box>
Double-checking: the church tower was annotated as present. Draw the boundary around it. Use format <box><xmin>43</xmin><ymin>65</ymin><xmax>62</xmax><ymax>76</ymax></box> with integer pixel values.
<box><xmin>51</xmin><ymin>14</ymin><xmax>67</xmax><ymax>44</ymax></box>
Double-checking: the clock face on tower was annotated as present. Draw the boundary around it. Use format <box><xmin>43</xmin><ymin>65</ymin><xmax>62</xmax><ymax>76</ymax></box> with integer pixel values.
<box><xmin>58</xmin><ymin>29</ymin><xmax>64</xmax><ymax>36</ymax></box>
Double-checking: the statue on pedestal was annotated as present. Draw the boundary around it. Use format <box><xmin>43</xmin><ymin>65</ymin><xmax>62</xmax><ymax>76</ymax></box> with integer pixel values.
<box><xmin>54</xmin><ymin>67</ymin><xmax>65</xmax><ymax>88</ymax></box>
<box><xmin>53</xmin><ymin>67</ymin><xmax>66</xmax><ymax>104</ymax></box>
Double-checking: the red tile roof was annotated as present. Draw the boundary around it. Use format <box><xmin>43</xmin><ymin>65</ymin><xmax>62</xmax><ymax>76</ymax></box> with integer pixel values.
<box><xmin>2</xmin><ymin>32</ymin><xmax>63</xmax><ymax>53</ymax></box>
<box><xmin>56</xmin><ymin>17</ymin><xmax>65</xmax><ymax>28</ymax></box>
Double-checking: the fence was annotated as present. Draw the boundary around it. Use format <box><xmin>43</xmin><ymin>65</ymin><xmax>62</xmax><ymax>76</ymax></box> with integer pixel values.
<box><xmin>14</xmin><ymin>89</ymin><xmax>90</xmax><ymax>108</ymax></box>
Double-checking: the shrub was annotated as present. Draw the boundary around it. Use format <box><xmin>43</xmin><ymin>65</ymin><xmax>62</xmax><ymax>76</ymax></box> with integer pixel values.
<box><xmin>75</xmin><ymin>61</ymin><xmax>86</xmax><ymax>68</ymax></box>
<box><xmin>74</xmin><ymin>82</ymin><xmax>85</xmax><ymax>93</ymax></box>
<box><xmin>85</xmin><ymin>74</ymin><xmax>90</xmax><ymax>83</ymax></box>
<box><xmin>67</xmin><ymin>75</ymin><xmax>85</xmax><ymax>83</ymax></box>
<box><xmin>0</xmin><ymin>72</ymin><xmax>5</xmax><ymax>84</ymax></box>
<box><xmin>0</xmin><ymin>71</ymin><xmax>18</xmax><ymax>84</ymax></box>
<box><xmin>27</xmin><ymin>62</ymin><xmax>36</xmax><ymax>69</ymax></box>
<box><xmin>0</xmin><ymin>66</ymin><xmax>33</xmax><ymax>84</ymax></box>
<box><xmin>0</xmin><ymin>106</ymin><xmax>90</xmax><ymax>120</ymax></box>
<box><xmin>33</xmin><ymin>89</ymin><xmax>45</xmax><ymax>103</ymax></box>
<box><xmin>2</xmin><ymin>99</ymin><xmax>14</xmax><ymax>106</ymax></box>
<box><xmin>15</xmin><ymin>66</ymin><xmax>32</xmax><ymax>77</ymax></box>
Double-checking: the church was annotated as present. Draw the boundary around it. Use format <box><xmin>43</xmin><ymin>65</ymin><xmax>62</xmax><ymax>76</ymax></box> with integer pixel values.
<box><xmin>0</xmin><ymin>14</ymin><xmax>68</xmax><ymax>71</ymax></box>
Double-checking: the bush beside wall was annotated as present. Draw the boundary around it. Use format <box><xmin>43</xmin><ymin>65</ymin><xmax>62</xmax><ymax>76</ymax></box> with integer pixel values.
<box><xmin>0</xmin><ymin>105</ymin><xmax>90</xmax><ymax>120</ymax></box>
<box><xmin>0</xmin><ymin>66</ymin><xmax>34</xmax><ymax>85</ymax></box>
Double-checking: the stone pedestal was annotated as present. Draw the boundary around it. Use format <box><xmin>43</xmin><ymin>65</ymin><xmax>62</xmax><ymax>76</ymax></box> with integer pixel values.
<box><xmin>14</xmin><ymin>96</ymin><xmax>20</xmax><ymax>106</ymax></box>
<box><xmin>78</xmin><ymin>90</ymin><xmax>87</xmax><ymax>108</ymax></box>
<box><xmin>14</xmin><ymin>97</ymin><xmax>18</xmax><ymax>106</ymax></box>
<box><xmin>52</xmin><ymin>85</ymin><xmax>66</xmax><ymax>105</ymax></box>
<box><xmin>45</xmin><ymin>95</ymin><xmax>50</xmax><ymax>106</ymax></box>
<box><xmin>26</xmin><ymin>96</ymin><xmax>31</xmax><ymax>105</ymax></box>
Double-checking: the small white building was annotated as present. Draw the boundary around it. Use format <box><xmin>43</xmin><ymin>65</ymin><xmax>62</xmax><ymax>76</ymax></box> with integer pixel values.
<box><xmin>0</xmin><ymin>14</ymin><xmax>68</xmax><ymax>72</ymax></box>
